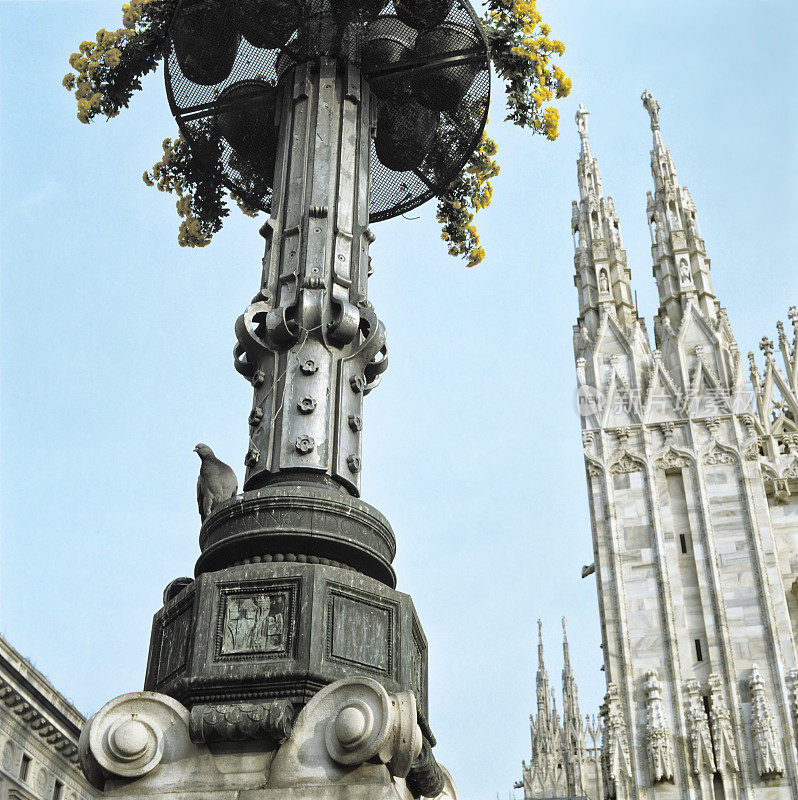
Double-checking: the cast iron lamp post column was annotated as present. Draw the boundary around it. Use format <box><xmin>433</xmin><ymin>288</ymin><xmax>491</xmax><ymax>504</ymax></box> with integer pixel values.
<box><xmin>234</xmin><ymin>57</ymin><xmax>386</xmax><ymax>498</ymax></box>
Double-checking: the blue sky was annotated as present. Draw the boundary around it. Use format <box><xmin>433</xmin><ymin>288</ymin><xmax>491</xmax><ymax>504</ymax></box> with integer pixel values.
<box><xmin>1</xmin><ymin>1</ymin><xmax>797</xmax><ymax>798</ymax></box>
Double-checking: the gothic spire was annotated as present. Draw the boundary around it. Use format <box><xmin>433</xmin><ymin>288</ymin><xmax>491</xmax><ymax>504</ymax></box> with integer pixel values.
<box><xmin>572</xmin><ymin>103</ymin><xmax>636</xmax><ymax>337</ymax></box>
<box><xmin>535</xmin><ymin>620</ymin><xmax>552</xmax><ymax>744</ymax></box>
<box><xmin>561</xmin><ymin>618</ymin><xmax>581</xmax><ymax>727</ymax></box>
<box><xmin>642</xmin><ymin>90</ymin><xmax>720</xmax><ymax>333</ymax></box>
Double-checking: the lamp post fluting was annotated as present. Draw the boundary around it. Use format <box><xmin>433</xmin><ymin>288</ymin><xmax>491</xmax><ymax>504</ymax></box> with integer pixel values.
<box><xmin>234</xmin><ymin>57</ymin><xmax>385</xmax><ymax>498</ymax></box>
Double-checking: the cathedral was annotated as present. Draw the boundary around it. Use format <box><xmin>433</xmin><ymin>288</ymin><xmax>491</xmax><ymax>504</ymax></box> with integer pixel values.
<box><xmin>519</xmin><ymin>94</ymin><xmax>798</xmax><ymax>799</ymax></box>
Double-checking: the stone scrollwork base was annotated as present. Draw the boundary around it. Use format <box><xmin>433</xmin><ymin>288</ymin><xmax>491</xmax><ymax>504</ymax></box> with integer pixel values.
<box><xmin>78</xmin><ymin>692</ymin><xmax>194</xmax><ymax>790</ymax></box>
<box><xmin>270</xmin><ymin>675</ymin><xmax>422</xmax><ymax>785</ymax></box>
<box><xmin>79</xmin><ymin>679</ymin><xmax>457</xmax><ymax>800</ymax></box>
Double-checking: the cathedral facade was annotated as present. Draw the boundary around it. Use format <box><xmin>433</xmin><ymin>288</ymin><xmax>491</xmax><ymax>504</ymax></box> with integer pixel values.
<box><xmin>520</xmin><ymin>95</ymin><xmax>798</xmax><ymax>799</ymax></box>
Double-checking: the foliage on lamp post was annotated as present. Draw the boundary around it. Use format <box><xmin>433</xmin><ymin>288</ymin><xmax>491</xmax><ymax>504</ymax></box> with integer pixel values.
<box><xmin>63</xmin><ymin>0</ymin><xmax>570</xmax><ymax>263</ymax></box>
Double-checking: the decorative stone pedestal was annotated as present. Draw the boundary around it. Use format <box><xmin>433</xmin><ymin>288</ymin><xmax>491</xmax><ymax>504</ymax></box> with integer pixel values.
<box><xmin>144</xmin><ymin>562</ymin><xmax>429</xmax><ymax>727</ymax></box>
<box><xmin>79</xmin><ymin>678</ymin><xmax>457</xmax><ymax>800</ymax></box>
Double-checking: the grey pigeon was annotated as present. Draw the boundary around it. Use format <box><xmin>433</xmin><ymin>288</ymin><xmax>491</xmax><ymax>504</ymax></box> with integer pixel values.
<box><xmin>194</xmin><ymin>443</ymin><xmax>238</xmax><ymax>521</ymax></box>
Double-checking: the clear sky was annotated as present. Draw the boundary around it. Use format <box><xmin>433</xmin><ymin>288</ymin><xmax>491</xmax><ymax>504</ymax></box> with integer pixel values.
<box><xmin>1</xmin><ymin>1</ymin><xmax>797</xmax><ymax>799</ymax></box>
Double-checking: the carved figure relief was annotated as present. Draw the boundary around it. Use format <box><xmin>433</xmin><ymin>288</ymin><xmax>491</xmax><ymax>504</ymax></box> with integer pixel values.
<box><xmin>643</xmin><ymin>670</ymin><xmax>674</xmax><ymax>782</ymax></box>
<box><xmin>708</xmin><ymin>673</ymin><xmax>739</xmax><ymax>775</ymax></box>
<box><xmin>655</xmin><ymin>449</ymin><xmax>689</xmax><ymax>471</ymax></box>
<box><xmin>654</xmin><ymin>209</ymin><xmax>665</xmax><ymax>241</ymax></box>
<box><xmin>609</xmin><ymin>453</ymin><xmax>643</xmax><ymax>474</ymax></box>
<box><xmin>2</xmin><ymin>740</ymin><xmax>14</xmax><ymax>770</ymax></box>
<box><xmin>748</xmin><ymin>664</ymin><xmax>784</xmax><ymax>778</ymax></box>
<box><xmin>219</xmin><ymin>591</ymin><xmax>288</xmax><ymax>656</ymax></box>
<box><xmin>702</xmin><ymin>442</ymin><xmax>735</xmax><ymax>466</ymax></box>
<box><xmin>685</xmin><ymin>679</ymin><xmax>715</xmax><ymax>775</ymax></box>
<box><xmin>679</xmin><ymin>259</ymin><xmax>692</xmax><ymax>284</ymax></box>
<box><xmin>599</xmin><ymin>270</ymin><xmax>610</xmax><ymax>293</ymax></box>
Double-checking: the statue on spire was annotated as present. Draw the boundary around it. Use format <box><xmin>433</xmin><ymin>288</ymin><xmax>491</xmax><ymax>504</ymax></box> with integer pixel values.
<box><xmin>575</xmin><ymin>103</ymin><xmax>590</xmax><ymax>138</ymax></box>
<box><xmin>641</xmin><ymin>90</ymin><xmax>660</xmax><ymax>130</ymax></box>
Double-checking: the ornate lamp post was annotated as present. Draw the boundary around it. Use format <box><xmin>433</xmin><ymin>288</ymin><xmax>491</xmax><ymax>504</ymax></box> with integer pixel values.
<box><xmin>78</xmin><ymin>3</ymin><xmax>489</xmax><ymax>799</ymax></box>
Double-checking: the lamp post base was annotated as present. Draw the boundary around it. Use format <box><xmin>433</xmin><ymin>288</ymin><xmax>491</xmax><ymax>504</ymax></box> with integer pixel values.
<box><xmin>79</xmin><ymin>680</ymin><xmax>457</xmax><ymax>800</ymax></box>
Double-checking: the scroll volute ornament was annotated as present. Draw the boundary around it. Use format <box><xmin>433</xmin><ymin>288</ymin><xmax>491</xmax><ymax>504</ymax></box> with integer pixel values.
<box><xmin>270</xmin><ymin>676</ymin><xmax>422</xmax><ymax>786</ymax></box>
<box><xmin>79</xmin><ymin>692</ymin><xmax>194</xmax><ymax>789</ymax></box>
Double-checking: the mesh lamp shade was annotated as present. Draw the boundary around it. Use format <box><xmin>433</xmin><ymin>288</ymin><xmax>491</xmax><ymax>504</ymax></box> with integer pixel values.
<box><xmin>395</xmin><ymin>0</ymin><xmax>453</xmax><ymax>30</ymax></box>
<box><xmin>164</xmin><ymin>0</ymin><xmax>489</xmax><ymax>222</ymax></box>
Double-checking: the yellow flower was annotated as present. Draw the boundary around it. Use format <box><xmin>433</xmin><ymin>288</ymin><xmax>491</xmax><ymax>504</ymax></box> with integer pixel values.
<box><xmin>466</xmin><ymin>247</ymin><xmax>485</xmax><ymax>268</ymax></box>
<box><xmin>104</xmin><ymin>48</ymin><xmax>122</xmax><ymax>68</ymax></box>
<box><xmin>542</xmin><ymin>106</ymin><xmax>560</xmax><ymax>140</ymax></box>
<box><xmin>62</xmin><ymin>73</ymin><xmax>76</xmax><ymax>90</ymax></box>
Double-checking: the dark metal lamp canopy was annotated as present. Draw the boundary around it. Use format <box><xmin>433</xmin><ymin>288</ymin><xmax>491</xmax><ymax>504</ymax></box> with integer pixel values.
<box><xmin>165</xmin><ymin>0</ymin><xmax>490</xmax><ymax>221</ymax></box>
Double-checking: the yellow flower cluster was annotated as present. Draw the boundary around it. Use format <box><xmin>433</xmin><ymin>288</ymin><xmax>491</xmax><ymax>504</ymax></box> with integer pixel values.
<box><xmin>482</xmin><ymin>0</ymin><xmax>571</xmax><ymax>141</ymax></box>
<box><xmin>65</xmin><ymin>27</ymin><xmax>133</xmax><ymax>122</ymax></box>
<box><xmin>143</xmin><ymin>134</ymin><xmax>215</xmax><ymax>248</ymax></box>
<box><xmin>437</xmin><ymin>131</ymin><xmax>500</xmax><ymax>268</ymax></box>
<box><xmin>63</xmin><ymin>0</ymin><xmax>165</xmax><ymax>124</ymax></box>
<box><xmin>436</xmin><ymin>0</ymin><xmax>570</xmax><ymax>267</ymax></box>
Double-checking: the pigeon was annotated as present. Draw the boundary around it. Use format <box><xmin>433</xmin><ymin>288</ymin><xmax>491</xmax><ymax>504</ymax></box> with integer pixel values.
<box><xmin>194</xmin><ymin>443</ymin><xmax>238</xmax><ymax>521</ymax></box>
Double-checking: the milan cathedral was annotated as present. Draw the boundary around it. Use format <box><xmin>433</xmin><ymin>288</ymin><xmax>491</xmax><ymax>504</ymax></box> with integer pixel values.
<box><xmin>520</xmin><ymin>94</ymin><xmax>798</xmax><ymax>800</ymax></box>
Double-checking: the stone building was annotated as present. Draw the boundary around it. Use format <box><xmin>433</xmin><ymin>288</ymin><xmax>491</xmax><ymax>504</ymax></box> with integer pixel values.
<box><xmin>521</xmin><ymin>94</ymin><xmax>798</xmax><ymax>799</ymax></box>
<box><xmin>519</xmin><ymin>620</ymin><xmax>601</xmax><ymax>800</ymax></box>
<box><xmin>0</xmin><ymin>636</ymin><xmax>98</xmax><ymax>800</ymax></box>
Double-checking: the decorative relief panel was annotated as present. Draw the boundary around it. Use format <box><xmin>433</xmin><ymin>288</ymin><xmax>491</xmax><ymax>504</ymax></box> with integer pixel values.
<box><xmin>156</xmin><ymin>595</ymin><xmax>193</xmax><ymax>685</ymax></box>
<box><xmin>655</xmin><ymin>448</ymin><xmax>690</xmax><ymax>471</ymax></box>
<box><xmin>2</xmin><ymin>740</ymin><xmax>15</xmax><ymax>770</ymax></box>
<box><xmin>609</xmin><ymin>452</ymin><xmax>644</xmax><ymax>474</ymax></box>
<box><xmin>702</xmin><ymin>442</ymin><xmax>736</xmax><ymax>466</ymax></box>
<box><xmin>215</xmin><ymin>584</ymin><xmax>296</xmax><ymax>661</ymax></box>
<box><xmin>326</xmin><ymin>588</ymin><xmax>394</xmax><ymax>674</ymax></box>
